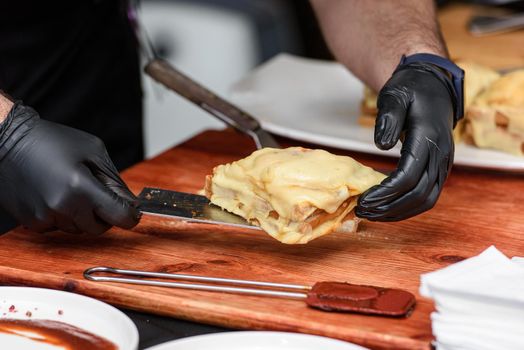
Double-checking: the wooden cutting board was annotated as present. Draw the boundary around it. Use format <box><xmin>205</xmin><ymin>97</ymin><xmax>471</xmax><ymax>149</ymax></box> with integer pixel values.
<box><xmin>0</xmin><ymin>129</ymin><xmax>523</xmax><ymax>350</ymax></box>
<box><xmin>439</xmin><ymin>4</ymin><xmax>524</xmax><ymax>70</ymax></box>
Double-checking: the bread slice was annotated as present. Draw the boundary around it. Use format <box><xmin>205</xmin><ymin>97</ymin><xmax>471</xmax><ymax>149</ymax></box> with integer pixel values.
<box><xmin>204</xmin><ymin>147</ymin><xmax>385</xmax><ymax>244</ymax></box>
<box><xmin>359</xmin><ymin>87</ymin><xmax>378</xmax><ymax>127</ymax></box>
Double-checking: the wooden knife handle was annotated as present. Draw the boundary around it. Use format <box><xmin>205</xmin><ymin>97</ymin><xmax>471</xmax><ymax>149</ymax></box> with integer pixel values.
<box><xmin>145</xmin><ymin>59</ymin><xmax>260</xmax><ymax>133</ymax></box>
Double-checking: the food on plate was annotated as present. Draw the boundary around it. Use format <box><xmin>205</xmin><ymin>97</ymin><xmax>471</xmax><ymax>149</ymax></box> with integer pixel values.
<box><xmin>0</xmin><ymin>319</ymin><xmax>117</xmax><ymax>349</ymax></box>
<box><xmin>358</xmin><ymin>86</ymin><xmax>378</xmax><ymax>127</ymax></box>
<box><xmin>459</xmin><ymin>61</ymin><xmax>501</xmax><ymax>109</ymax></box>
<box><xmin>204</xmin><ymin>147</ymin><xmax>385</xmax><ymax>244</ymax></box>
<box><xmin>464</xmin><ymin>70</ymin><xmax>524</xmax><ymax>156</ymax></box>
<box><xmin>453</xmin><ymin>61</ymin><xmax>501</xmax><ymax>142</ymax></box>
<box><xmin>358</xmin><ymin>60</ymin><xmax>501</xmax><ymax>143</ymax></box>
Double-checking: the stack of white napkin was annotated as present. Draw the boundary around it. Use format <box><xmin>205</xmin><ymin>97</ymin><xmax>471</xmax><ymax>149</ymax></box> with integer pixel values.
<box><xmin>420</xmin><ymin>246</ymin><xmax>524</xmax><ymax>350</ymax></box>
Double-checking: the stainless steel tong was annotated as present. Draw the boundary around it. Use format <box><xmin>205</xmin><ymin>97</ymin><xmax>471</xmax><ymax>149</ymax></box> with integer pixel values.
<box><xmin>83</xmin><ymin>266</ymin><xmax>417</xmax><ymax>317</ymax></box>
<box><xmin>84</xmin><ymin>266</ymin><xmax>309</xmax><ymax>299</ymax></box>
<box><xmin>132</xmin><ymin>5</ymin><xmax>280</xmax><ymax>149</ymax></box>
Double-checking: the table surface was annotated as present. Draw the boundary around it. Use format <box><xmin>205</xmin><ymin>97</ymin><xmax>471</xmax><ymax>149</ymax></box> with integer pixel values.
<box><xmin>440</xmin><ymin>3</ymin><xmax>524</xmax><ymax>69</ymax></box>
<box><xmin>123</xmin><ymin>309</ymin><xmax>227</xmax><ymax>349</ymax></box>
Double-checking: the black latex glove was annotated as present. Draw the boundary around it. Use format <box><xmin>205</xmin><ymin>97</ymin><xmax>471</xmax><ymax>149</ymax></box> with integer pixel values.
<box><xmin>0</xmin><ymin>102</ymin><xmax>141</xmax><ymax>234</ymax></box>
<box><xmin>356</xmin><ymin>62</ymin><xmax>456</xmax><ymax>221</ymax></box>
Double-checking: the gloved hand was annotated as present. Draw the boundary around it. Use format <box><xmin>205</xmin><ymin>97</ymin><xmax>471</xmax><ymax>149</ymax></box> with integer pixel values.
<box><xmin>0</xmin><ymin>102</ymin><xmax>141</xmax><ymax>234</ymax></box>
<box><xmin>356</xmin><ymin>61</ymin><xmax>456</xmax><ymax>221</ymax></box>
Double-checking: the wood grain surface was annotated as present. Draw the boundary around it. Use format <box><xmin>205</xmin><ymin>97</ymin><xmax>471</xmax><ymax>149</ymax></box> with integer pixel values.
<box><xmin>1</xmin><ymin>129</ymin><xmax>523</xmax><ymax>350</ymax></box>
<box><xmin>440</xmin><ymin>4</ymin><xmax>524</xmax><ymax>69</ymax></box>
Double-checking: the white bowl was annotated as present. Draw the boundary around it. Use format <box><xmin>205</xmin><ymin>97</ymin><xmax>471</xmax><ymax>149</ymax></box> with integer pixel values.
<box><xmin>0</xmin><ymin>287</ymin><xmax>138</xmax><ymax>350</ymax></box>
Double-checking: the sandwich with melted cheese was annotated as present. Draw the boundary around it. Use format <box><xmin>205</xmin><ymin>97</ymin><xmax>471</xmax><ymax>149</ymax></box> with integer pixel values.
<box><xmin>465</xmin><ymin>69</ymin><xmax>524</xmax><ymax>156</ymax></box>
<box><xmin>204</xmin><ymin>147</ymin><xmax>385</xmax><ymax>244</ymax></box>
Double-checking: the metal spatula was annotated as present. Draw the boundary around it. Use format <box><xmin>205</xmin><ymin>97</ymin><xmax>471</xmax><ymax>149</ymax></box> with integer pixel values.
<box><xmin>132</xmin><ymin>6</ymin><xmax>280</xmax><ymax>149</ymax></box>
<box><xmin>138</xmin><ymin>187</ymin><xmax>259</xmax><ymax>229</ymax></box>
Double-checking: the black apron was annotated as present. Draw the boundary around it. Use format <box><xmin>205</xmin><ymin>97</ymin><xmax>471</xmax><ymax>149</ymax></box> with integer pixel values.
<box><xmin>0</xmin><ymin>0</ymin><xmax>143</xmax><ymax>231</ymax></box>
<box><xmin>0</xmin><ymin>0</ymin><xmax>143</xmax><ymax>170</ymax></box>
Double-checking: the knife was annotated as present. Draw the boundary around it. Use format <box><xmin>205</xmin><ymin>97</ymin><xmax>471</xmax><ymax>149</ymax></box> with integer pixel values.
<box><xmin>468</xmin><ymin>12</ymin><xmax>524</xmax><ymax>36</ymax></box>
<box><xmin>138</xmin><ymin>187</ymin><xmax>260</xmax><ymax>230</ymax></box>
<box><xmin>131</xmin><ymin>5</ymin><xmax>280</xmax><ymax>149</ymax></box>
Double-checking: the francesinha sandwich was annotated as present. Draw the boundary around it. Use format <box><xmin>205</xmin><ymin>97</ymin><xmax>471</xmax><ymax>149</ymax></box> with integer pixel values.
<box><xmin>465</xmin><ymin>69</ymin><xmax>524</xmax><ymax>156</ymax></box>
<box><xmin>204</xmin><ymin>147</ymin><xmax>385</xmax><ymax>244</ymax></box>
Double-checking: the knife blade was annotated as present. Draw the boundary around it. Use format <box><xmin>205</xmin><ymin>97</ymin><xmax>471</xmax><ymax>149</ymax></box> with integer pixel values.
<box><xmin>138</xmin><ymin>187</ymin><xmax>260</xmax><ymax>230</ymax></box>
<box><xmin>468</xmin><ymin>12</ymin><xmax>524</xmax><ymax>36</ymax></box>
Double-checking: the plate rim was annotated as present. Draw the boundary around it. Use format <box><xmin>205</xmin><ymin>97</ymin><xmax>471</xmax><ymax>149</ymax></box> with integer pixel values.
<box><xmin>145</xmin><ymin>330</ymin><xmax>369</xmax><ymax>350</ymax></box>
<box><xmin>0</xmin><ymin>286</ymin><xmax>139</xmax><ymax>350</ymax></box>
<box><xmin>230</xmin><ymin>53</ymin><xmax>524</xmax><ymax>174</ymax></box>
<box><xmin>262</xmin><ymin>119</ymin><xmax>524</xmax><ymax>172</ymax></box>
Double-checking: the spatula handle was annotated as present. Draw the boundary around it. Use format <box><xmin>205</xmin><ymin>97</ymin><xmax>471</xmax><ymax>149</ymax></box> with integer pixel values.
<box><xmin>145</xmin><ymin>59</ymin><xmax>260</xmax><ymax>133</ymax></box>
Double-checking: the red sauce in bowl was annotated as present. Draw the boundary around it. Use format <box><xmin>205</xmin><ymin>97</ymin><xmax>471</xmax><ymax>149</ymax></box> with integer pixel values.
<box><xmin>0</xmin><ymin>319</ymin><xmax>117</xmax><ymax>350</ymax></box>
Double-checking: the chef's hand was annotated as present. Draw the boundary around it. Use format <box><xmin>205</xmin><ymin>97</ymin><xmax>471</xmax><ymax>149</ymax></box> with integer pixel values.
<box><xmin>0</xmin><ymin>102</ymin><xmax>141</xmax><ymax>234</ymax></box>
<box><xmin>356</xmin><ymin>62</ymin><xmax>455</xmax><ymax>221</ymax></box>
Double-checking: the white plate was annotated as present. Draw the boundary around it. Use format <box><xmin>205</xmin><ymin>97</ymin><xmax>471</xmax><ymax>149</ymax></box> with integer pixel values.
<box><xmin>146</xmin><ymin>331</ymin><xmax>369</xmax><ymax>350</ymax></box>
<box><xmin>229</xmin><ymin>53</ymin><xmax>524</xmax><ymax>172</ymax></box>
<box><xmin>0</xmin><ymin>287</ymin><xmax>138</xmax><ymax>350</ymax></box>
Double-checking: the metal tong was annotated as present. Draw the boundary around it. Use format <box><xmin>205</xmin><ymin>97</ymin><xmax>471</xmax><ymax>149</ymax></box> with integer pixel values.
<box><xmin>84</xmin><ymin>266</ymin><xmax>308</xmax><ymax>299</ymax></box>
<box><xmin>132</xmin><ymin>5</ymin><xmax>280</xmax><ymax>149</ymax></box>
<box><xmin>84</xmin><ymin>266</ymin><xmax>416</xmax><ymax>317</ymax></box>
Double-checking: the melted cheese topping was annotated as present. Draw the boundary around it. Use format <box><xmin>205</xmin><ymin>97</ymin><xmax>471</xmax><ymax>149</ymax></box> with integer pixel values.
<box><xmin>467</xmin><ymin>106</ymin><xmax>524</xmax><ymax>156</ymax></box>
<box><xmin>206</xmin><ymin>147</ymin><xmax>385</xmax><ymax>244</ymax></box>
<box><xmin>465</xmin><ymin>70</ymin><xmax>524</xmax><ymax>156</ymax></box>
<box><xmin>474</xmin><ymin>70</ymin><xmax>524</xmax><ymax>108</ymax></box>
<box><xmin>453</xmin><ymin>61</ymin><xmax>501</xmax><ymax>145</ymax></box>
<box><xmin>457</xmin><ymin>60</ymin><xmax>501</xmax><ymax>109</ymax></box>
